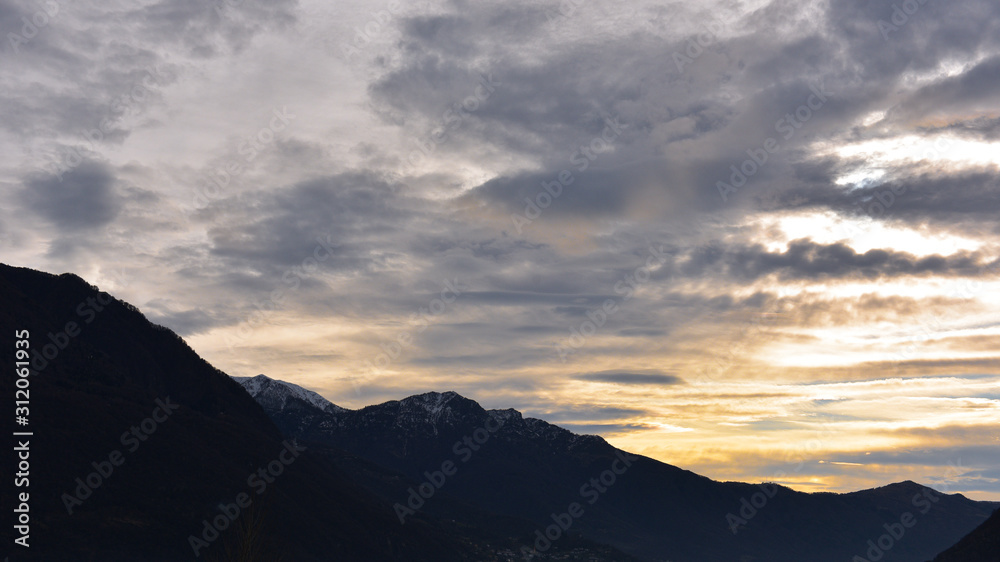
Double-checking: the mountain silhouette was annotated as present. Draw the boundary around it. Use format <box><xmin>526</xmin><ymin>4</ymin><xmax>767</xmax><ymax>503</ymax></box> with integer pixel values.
<box><xmin>238</xmin><ymin>374</ymin><xmax>999</xmax><ymax>562</ymax></box>
<box><xmin>930</xmin><ymin>507</ymin><xmax>1000</xmax><ymax>562</ymax></box>
<box><xmin>1</xmin><ymin>262</ymin><xmax>994</xmax><ymax>562</ymax></box>
<box><xmin>0</xmin><ymin>263</ymin><xmax>634</xmax><ymax>561</ymax></box>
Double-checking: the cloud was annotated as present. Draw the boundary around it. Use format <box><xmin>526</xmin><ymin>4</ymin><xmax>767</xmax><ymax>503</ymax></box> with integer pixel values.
<box><xmin>574</xmin><ymin>370</ymin><xmax>684</xmax><ymax>385</ymax></box>
<box><xmin>205</xmin><ymin>172</ymin><xmax>402</xmax><ymax>269</ymax></box>
<box><xmin>556</xmin><ymin>422</ymin><xmax>662</xmax><ymax>435</ymax></box>
<box><xmin>144</xmin><ymin>306</ymin><xmax>224</xmax><ymax>337</ymax></box>
<box><xmin>130</xmin><ymin>0</ymin><xmax>297</xmax><ymax>58</ymax></box>
<box><xmin>889</xmin><ymin>55</ymin><xmax>1000</xmax><ymax>123</ymax></box>
<box><xmin>679</xmin><ymin>239</ymin><xmax>997</xmax><ymax>281</ymax></box>
<box><xmin>19</xmin><ymin>160</ymin><xmax>121</xmax><ymax>230</ymax></box>
<box><xmin>529</xmin><ymin>405</ymin><xmax>652</xmax><ymax>421</ymax></box>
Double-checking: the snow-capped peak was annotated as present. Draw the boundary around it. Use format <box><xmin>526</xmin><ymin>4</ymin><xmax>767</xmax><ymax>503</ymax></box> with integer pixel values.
<box><xmin>232</xmin><ymin>374</ymin><xmax>346</xmax><ymax>414</ymax></box>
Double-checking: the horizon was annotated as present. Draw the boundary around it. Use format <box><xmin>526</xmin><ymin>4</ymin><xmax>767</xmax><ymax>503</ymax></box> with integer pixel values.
<box><xmin>2</xmin><ymin>0</ymin><xmax>999</xmax><ymax>506</ymax></box>
<box><xmin>233</xmin><ymin>370</ymin><xmax>996</xmax><ymax>500</ymax></box>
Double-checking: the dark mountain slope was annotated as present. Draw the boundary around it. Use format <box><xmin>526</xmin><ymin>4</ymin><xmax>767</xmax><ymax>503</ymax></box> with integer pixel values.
<box><xmin>241</xmin><ymin>376</ymin><xmax>998</xmax><ymax>562</ymax></box>
<box><xmin>931</xmin><ymin>508</ymin><xmax>1000</xmax><ymax>562</ymax></box>
<box><xmin>236</xmin><ymin>376</ymin><xmax>640</xmax><ymax>560</ymax></box>
<box><xmin>0</xmin><ymin>263</ymin><xmax>509</xmax><ymax>560</ymax></box>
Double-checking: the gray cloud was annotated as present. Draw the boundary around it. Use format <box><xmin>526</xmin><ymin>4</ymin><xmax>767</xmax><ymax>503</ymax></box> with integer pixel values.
<box><xmin>130</xmin><ymin>0</ymin><xmax>297</xmax><ymax>58</ymax></box>
<box><xmin>680</xmin><ymin>239</ymin><xmax>998</xmax><ymax>281</ymax></box>
<box><xmin>573</xmin><ymin>370</ymin><xmax>685</xmax><ymax>385</ymax></box>
<box><xmin>19</xmin><ymin>160</ymin><xmax>121</xmax><ymax>230</ymax></box>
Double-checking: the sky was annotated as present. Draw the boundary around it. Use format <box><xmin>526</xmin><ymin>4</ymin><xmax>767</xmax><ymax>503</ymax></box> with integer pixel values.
<box><xmin>2</xmin><ymin>0</ymin><xmax>999</xmax><ymax>500</ymax></box>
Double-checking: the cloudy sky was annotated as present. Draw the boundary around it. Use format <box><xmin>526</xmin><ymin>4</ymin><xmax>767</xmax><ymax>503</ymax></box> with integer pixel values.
<box><xmin>3</xmin><ymin>0</ymin><xmax>999</xmax><ymax>499</ymax></box>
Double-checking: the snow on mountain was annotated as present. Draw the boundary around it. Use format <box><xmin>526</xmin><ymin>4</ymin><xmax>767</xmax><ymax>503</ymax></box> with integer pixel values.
<box><xmin>486</xmin><ymin>408</ymin><xmax>522</xmax><ymax>423</ymax></box>
<box><xmin>404</xmin><ymin>390</ymin><xmax>458</xmax><ymax>415</ymax></box>
<box><xmin>235</xmin><ymin>375</ymin><xmax>605</xmax><ymax>449</ymax></box>
<box><xmin>232</xmin><ymin>374</ymin><xmax>347</xmax><ymax>414</ymax></box>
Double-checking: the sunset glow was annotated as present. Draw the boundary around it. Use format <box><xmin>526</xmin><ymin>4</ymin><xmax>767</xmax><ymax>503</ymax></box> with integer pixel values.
<box><xmin>3</xmin><ymin>0</ymin><xmax>999</xmax><ymax>504</ymax></box>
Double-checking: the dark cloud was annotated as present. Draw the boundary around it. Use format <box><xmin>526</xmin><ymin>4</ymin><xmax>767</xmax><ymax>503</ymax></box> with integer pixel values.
<box><xmin>890</xmin><ymin>55</ymin><xmax>1000</xmax><ymax>122</ymax></box>
<box><xmin>19</xmin><ymin>160</ymin><xmax>121</xmax><ymax>230</ymax></box>
<box><xmin>574</xmin><ymin>370</ymin><xmax>684</xmax><ymax>385</ymax></box>
<box><xmin>680</xmin><ymin>239</ymin><xmax>997</xmax><ymax>281</ymax></box>
<box><xmin>832</xmin><ymin>0</ymin><xmax>1000</xmax><ymax>74</ymax></box>
<box><xmin>467</xmin><ymin>159</ymin><xmax>711</xmax><ymax>220</ymax></box>
<box><xmin>369</xmin><ymin>0</ymin><xmax>999</xmax><ymax>230</ymax></box>
<box><xmin>206</xmin><ymin>172</ymin><xmax>403</xmax><ymax>269</ymax></box>
<box><xmin>771</xmin><ymin>293</ymin><xmax>979</xmax><ymax>328</ymax></box>
<box><xmin>144</xmin><ymin>306</ymin><xmax>224</xmax><ymax>337</ymax></box>
<box><xmin>0</xmin><ymin>0</ymin><xmax>289</xmax><ymax>165</ymax></box>
<box><xmin>525</xmin><ymin>405</ymin><xmax>652</xmax><ymax>422</ymax></box>
<box><xmin>131</xmin><ymin>0</ymin><xmax>297</xmax><ymax>57</ymax></box>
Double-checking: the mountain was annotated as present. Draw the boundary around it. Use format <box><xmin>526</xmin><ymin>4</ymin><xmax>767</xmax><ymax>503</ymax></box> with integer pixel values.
<box><xmin>930</xmin><ymin>508</ymin><xmax>1000</xmax><ymax>562</ymax></box>
<box><xmin>3</xmin><ymin>260</ymin><xmax>993</xmax><ymax>562</ymax></box>
<box><xmin>231</xmin><ymin>376</ymin><xmax>642</xmax><ymax>560</ymax></box>
<box><xmin>242</xmin><ymin>376</ymin><xmax>999</xmax><ymax>562</ymax></box>
<box><xmin>234</xmin><ymin>374</ymin><xmax>346</xmax><ymax>414</ymax></box>
<box><xmin>0</xmin><ymin>263</ymin><xmax>630</xmax><ymax>561</ymax></box>
<box><xmin>232</xmin><ymin>374</ymin><xmax>347</xmax><ymax>435</ymax></box>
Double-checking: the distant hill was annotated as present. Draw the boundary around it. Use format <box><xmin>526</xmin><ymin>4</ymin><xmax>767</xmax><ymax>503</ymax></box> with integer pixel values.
<box><xmin>930</xmin><ymin>508</ymin><xmax>1000</xmax><ymax>562</ymax></box>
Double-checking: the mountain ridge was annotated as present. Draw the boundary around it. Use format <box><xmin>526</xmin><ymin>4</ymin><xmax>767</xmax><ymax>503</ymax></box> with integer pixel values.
<box><xmin>236</xmin><ymin>373</ymin><xmax>998</xmax><ymax>562</ymax></box>
<box><xmin>2</xmin><ymin>262</ymin><xmax>627</xmax><ymax>561</ymax></box>
<box><xmin>234</xmin><ymin>373</ymin><xmax>607</xmax><ymax>447</ymax></box>
<box><xmin>3</xmin><ymin>261</ymin><xmax>992</xmax><ymax>562</ymax></box>
<box><xmin>233</xmin><ymin>373</ymin><xmax>347</xmax><ymax>414</ymax></box>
